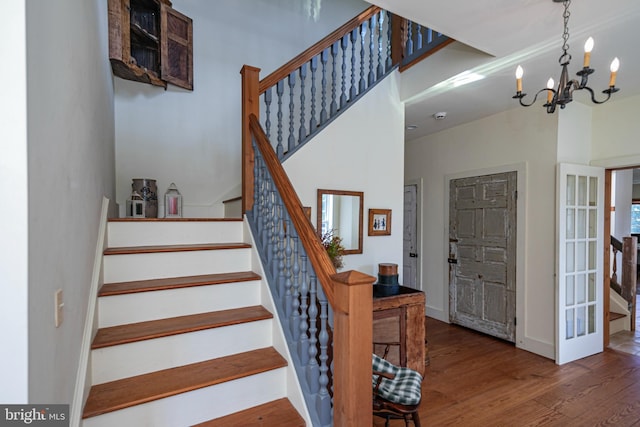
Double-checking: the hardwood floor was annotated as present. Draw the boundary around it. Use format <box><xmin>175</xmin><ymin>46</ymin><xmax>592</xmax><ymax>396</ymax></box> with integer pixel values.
<box><xmin>374</xmin><ymin>317</ymin><xmax>640</xmax><ymax>426</ymax></box>
<box><xmin>609</xmin><ymin>301</ymin><xmax>640</xmax><ymax>356</ymax></box>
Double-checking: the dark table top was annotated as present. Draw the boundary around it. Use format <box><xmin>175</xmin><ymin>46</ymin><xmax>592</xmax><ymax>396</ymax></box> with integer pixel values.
<box><xmin>373</xmin><ymin>284</ymin><xmax>422</xmax><ymax>299</ymax></box>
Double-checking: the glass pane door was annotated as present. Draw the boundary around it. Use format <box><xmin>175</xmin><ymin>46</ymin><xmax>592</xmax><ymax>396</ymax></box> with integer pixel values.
<box><xmin>556</xmin><ymin>163</ymin><xmax>604</xmax><ymax>365</ymax></box>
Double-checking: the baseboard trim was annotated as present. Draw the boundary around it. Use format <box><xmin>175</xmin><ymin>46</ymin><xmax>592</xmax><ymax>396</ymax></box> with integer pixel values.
<box><xmin>70</xmin><ymin>197</ymin><xmax>110</xmax><ymax>427</ymax></box>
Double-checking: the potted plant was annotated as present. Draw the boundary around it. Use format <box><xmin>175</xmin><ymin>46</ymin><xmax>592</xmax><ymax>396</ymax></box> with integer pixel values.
<box><xmin>320</xmin><ymin>229</ymin><xmax>345</xmax><ymax>270</ymax></box>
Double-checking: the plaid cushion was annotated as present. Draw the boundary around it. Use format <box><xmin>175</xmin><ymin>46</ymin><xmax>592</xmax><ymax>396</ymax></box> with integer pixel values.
<box><xmin>372</xmin><ymin>353</ymin><xmax>422</xmax><ymax>406</ymax></box>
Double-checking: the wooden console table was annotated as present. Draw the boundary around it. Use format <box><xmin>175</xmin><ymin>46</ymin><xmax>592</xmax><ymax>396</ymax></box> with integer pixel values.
<box><xmin>373</xmin><ymin>285</ymin><xmax>426</xmax><ymax>375</ymax></box>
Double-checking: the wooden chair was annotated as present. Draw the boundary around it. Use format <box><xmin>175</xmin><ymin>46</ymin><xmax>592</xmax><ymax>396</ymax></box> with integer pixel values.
<box><xmin>372</xmin><ymin>342</ymin><xmax>423</xmax><ymax>427</ymax></box>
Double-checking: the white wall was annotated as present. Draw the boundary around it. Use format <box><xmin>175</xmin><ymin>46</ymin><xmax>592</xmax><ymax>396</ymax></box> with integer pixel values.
<box><xmin>405</xmin><ymin>106</ymin><xmax>559</xmax><ymax>358</ymax></box>
<box><xmin>114</xmin><ymin>0</ymin><xmax>369</xmax><ymax>218</ymax></box>
<box><xmin>613</xmin><ymin>170</ymin><xmax>633</xmax><ymax>240</ymax></box>
<box><xmin>26</xmin><ymin>0</ymin><xmax>115</xmax><ymax>405</ymax></box>
<box><xmin>591</xmin><ymin>94</ymin><xmax>640</xmax><ymax>286</ymax></box>
<box><xmin>591</xmin><ymin>94</ymin><xmax>640</xmax><ymax>167</ymax></box>
<box><xmin>284</xmin><ymin>74</ymin><xmax>405</xmax><ymax>278</ymax></box>
<box><xmin>0</xmin><ymin>0</ymin><xmax>28</xmax><ymax>403</ymax></box>
<box><xmin>557</xmin><ymin>102</ymin><xmax>592</xmax><ymax>165</ymax></box>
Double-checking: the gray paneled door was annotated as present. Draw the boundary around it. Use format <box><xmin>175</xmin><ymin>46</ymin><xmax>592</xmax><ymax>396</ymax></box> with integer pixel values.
<box><xmin>403</xmin><ymin>184</ymin><xmax>418</xmax><ymax>289</ymax></box>
<box><xmin>449</xmin><ymin>172</ymin><xmax>517</xmax><ymax>342</ymax></box>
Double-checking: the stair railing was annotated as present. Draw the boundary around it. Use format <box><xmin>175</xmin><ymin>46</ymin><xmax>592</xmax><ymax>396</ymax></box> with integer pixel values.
<box><xmin>257</xmin><ymin>6</ymin><xmax>393</xmax><ymax>163</ymax></box>
<box><xmin>246</xmin><ymin>114</ymin><xmax>375</xmax><ymax>427</ymax></box>
<box><xmin>239</xmin><ymin>8</ymin><xmax>451</xmax><ymax>424</ymax></box>
<box><xmin>241</xmin><ymin>6</ymin><xmax>450</xmax><ymax>214</ymax></box>
<box><xmin>610</xmin><ymin>235</ymin><xmax>638</xmax><ymax>330</ymax></box>
<box><xmin>399</xmin><ymin>18</ymin><xmax>453</xmax><ymax>71</ymax></box>
<box><xmin>610</xmin><ymin>235</ymin><xmax>622</xmax><ymax>294</ymax></box>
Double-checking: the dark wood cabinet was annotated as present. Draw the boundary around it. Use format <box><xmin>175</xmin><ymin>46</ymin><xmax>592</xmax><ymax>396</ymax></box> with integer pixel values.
<box><xmin>373</xmin><ymin>285</ymin><xmax>426</xmax><ymax>375</ymax></box>
<box><xmin>108</xmin><ymin>0</ymin><xmax>193</xmax><ymax>90</ymax></box>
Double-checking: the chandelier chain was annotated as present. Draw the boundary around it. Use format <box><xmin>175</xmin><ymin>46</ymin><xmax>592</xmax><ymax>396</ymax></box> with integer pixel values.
<box><xmin>513</xmin><ymin>0</ymin><xmax>619</xmax><ymax>112</ymax></box>
<box><xmin>560</xmin><ymin>0</ymin><xmax>571</xmax><ymax>64</ymax></box>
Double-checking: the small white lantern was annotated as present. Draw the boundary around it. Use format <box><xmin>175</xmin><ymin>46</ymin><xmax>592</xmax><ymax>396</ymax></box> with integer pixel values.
<box><xmin>164</xmin><ymin>183</ymin><xmax>183</xmax><ymax>217</ymax></box>
<box><xmin>126</xmin><ymin>191</ymin><xmax>145</xmax><ymax>218</ymax></box>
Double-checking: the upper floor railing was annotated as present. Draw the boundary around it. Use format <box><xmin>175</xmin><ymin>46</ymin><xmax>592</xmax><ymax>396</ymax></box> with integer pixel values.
<box><xmin>399</xmin><ymin>19</ymin><xmax>452</xmax><ymax>71</ymax></box>
<box><xmin>257</xmin><ymin>7</ymin><xmax>393</xmax><ymax>162</ymax></box>
<box><xmin>246</xmin><ymin>7</ymin><xmax>452</xmax><ymax>166</ymax></box>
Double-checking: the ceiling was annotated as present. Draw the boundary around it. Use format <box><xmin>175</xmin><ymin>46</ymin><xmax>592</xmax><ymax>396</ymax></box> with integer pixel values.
<box><xmin>368</xmin><ymin>0</ymin><xmax>640</xmax><ymax>141</ymax></box>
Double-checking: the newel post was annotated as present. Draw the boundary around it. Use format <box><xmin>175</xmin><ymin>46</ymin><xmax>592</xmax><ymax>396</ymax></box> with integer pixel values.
<box><xmin>240</xmin><ymin>65</ymin><xmax>261</xmax><ymax>214</ymax></box>
<box><xmin>331</xmin><ymin>270</ymin><xmax>375</xmax><ymax>427</ymax></box>
<box><xmin>623</xmin><ymin>236</ymin><xmax>638</xmax><ymax>331</ymax></box>
<box><xmin>390</xmin><ymin>14</ymin><xmax>407</xmax><ymax>67</ymax></box>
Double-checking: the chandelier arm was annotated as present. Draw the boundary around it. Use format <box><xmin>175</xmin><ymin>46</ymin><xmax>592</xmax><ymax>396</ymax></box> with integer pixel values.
<box><xmin>513</xmin><ymin>88</ymin><xmax>552</xmax><ymax>107</ymax></box>
<box><xmin>578</xmin><ymin>86</ymin><xmax>613</xmax><ymax>105</ymax></box>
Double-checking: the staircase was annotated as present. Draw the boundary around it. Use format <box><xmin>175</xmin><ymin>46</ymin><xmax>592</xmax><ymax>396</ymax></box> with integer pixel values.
<box><xmin>609</xmin><ymin>235</ymin><xmax>638</xmax><ymax>335</ymax></box>
<box><xmin>81</xmin><ymin>218</ymin><xmax>306</xmax><ymax>426</ymax></box>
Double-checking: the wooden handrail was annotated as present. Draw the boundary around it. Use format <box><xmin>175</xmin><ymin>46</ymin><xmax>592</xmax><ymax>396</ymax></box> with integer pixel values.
<box><xmin>611</xmin><ymin>235</ymin><xmax>623</xmax><ymax>252</ymax></box>
<box><xmin>249</xmin><ymin>114</ymin><xmax>337</xmax><ymax>305</ymax></box>
<box><xmin>258</xmin><ymin>5</ymin><xmax>383</xmax><ymax>94</ymax></box>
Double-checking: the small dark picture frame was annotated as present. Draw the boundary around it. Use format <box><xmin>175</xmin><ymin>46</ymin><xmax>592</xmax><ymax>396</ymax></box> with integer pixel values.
<box><xmin>368</xmin><ymin>209</ymin><xmax>391</xmax><ymax>236</ymax></box>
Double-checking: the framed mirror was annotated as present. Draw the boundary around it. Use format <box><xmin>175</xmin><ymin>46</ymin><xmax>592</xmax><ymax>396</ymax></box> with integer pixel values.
<box><xmin>317</xmin><ymin>189</ymin><xmax>364</xmax><ymax>255</ymax></box>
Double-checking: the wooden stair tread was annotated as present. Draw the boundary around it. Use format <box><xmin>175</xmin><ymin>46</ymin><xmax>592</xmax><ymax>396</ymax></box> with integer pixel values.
<box><xmin>610</xmin><ymin>311</ymin><xmax>627</xmax><ymax>321</ymax></box>
<box><xmin>104</xmin><ymin>242</ymin><xmax>251</xmax><ymax>255</ymax></box>
<box><xmin>82</xmin><ymin>347</ymin><xmax>286</xmax><ymax>418</ymax></box>
<box><xmin>99</xmin><ymin>271</ymin><xmax>261</xmax><ymax>296</ymax></box>
<box><xmin>92</xmin><ymin>306</ymin><xmax>272</xmax><ymax>349</ymax></box>
<box><xmin>192</xmin><ymin>398</ymin><xmax>305</xmax><ymax>427</ymax></box>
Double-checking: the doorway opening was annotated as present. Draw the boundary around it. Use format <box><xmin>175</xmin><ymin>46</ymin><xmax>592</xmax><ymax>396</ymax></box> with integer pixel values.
<box><xmin>604</xmin><ymin>166</ymin><xmax>640</xmax><ymax>355</ymax></box>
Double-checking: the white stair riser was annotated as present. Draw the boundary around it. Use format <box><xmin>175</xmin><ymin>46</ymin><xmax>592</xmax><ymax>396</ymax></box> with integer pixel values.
<box><xmin>610</xmin><ymin>316</ymin><xmax>630</xmax><ymax>335</ymax></box>
<box><xmin>108</xmin><ymin>221</ymin><xmax>244</xmax><ymax>247</ymax></box>
<box><xmin>92</xmin><ymin>321</ymin><xmax>273</xmax><ymax>384</ymax></box>
<box><xmin>82</xmin><ymin>368</ymin><xmax>287</xmax><ymax>427</ymax></box>
<box><xmin>103</xmin><ymin>249</ymin><xmax>251</xmax><ymax>283</ymax></box>
<box><xmin>98</xmin><ymin>281</ymin><xmax>262</xmax><ymax>327</ymax></box>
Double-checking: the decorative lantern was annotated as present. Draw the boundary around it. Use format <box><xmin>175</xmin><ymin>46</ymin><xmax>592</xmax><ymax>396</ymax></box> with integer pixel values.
<box><xmin>126</xmin><ymin>191</ymin><xmax>146</xmax><ymax>218</ymax></box>
<box><xmin>131</xmin><ymin>178</ymin><xmax>158</xmax><ymax>218</ymax></box>
<box><xmin>164</xmin><ymin>183</ymin><xmax>183</xmax><ymax>218</ymax></box>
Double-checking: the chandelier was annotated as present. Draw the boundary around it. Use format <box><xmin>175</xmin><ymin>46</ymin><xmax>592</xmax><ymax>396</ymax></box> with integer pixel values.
<box><xmin>513</xmin><ymin>0</ymin><xmax>620</xmax><ymax>113</ymax></box>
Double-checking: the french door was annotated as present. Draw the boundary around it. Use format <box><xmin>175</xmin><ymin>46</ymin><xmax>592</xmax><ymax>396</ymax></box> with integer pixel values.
<box><xmin>556</xmin><ymin>163</ymin><xmax>604</xmax><ymax>364</ymax></box>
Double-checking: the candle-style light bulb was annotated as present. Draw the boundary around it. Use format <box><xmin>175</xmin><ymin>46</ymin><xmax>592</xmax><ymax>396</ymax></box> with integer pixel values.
<box><xmin>546</xmin><ymin>78</ymin><xmax>554</xmax><ymax>103</ymax></box>
<box><xmin>583</xmin><ymin>37</ymin><xmax>594</xmax><ymax>68</ymax></box>
<box><xmin>609</xmin><ymin>57</ymin><xmax>620</xmax><ymax>87</ymax></box>
<box><xmin>515</xmin><ymin>65</ymin><xmax>523</xmax><ymax>93</ymax></box>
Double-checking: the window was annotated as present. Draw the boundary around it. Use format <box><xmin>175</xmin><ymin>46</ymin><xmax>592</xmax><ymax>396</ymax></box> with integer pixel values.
<box><xmin>632</xmin><ymin>202</ymin><xmax>640</xmax><ymax>234</ymax></box>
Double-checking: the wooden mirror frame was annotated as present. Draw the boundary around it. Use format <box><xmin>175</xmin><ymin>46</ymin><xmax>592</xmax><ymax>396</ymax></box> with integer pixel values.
<box><xmin>317</xmin><ymin>189</ymin><xmax>364</xmax><ymax>255</ymax></box>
